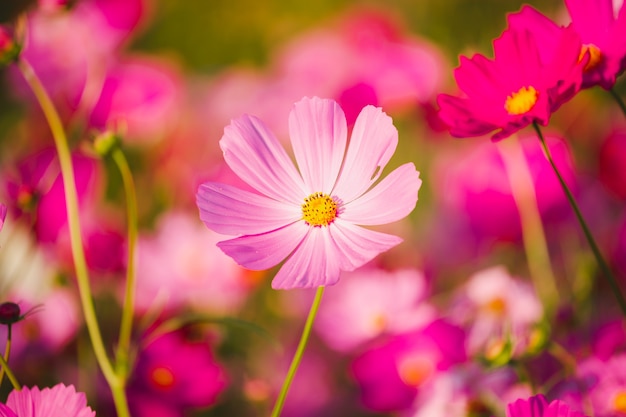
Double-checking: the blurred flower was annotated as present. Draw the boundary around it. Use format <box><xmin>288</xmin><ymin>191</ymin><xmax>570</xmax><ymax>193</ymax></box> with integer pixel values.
<box><xmin>449</xmin><ymin>266</ymin><xmax>543</xmax><ymax>357</ymax></box>
<box><xmin>599</xmin><ymin>130</ymin><xmax>626</xmax><ymax>199</ymax></box>
<box><xmin>314</xmin><ymin>267</ymin><xmax>435</xmax><ymax>352</ymax></box>
<box><xmin>133</xmin><ymin>211</ymin><xmax>252</xmax><ymax>315</ymax></box>
<box><xmin>437</xmin><ymin>21</ymin><xmax>585</xmax><ymax>140</ymax></box>
<box><xmin>0</xmin><ymin>25</ymin><xmax>20</xmax><ymax>67</ymax></box>
<box><xmin>351</xmin><ymin>319</ymin><xmax>466</xmax><ymax>412</ymax></box>
<box><xmin>197</xmin><ymin>96</ymin><xmax>420</xmax><ymax>289</ymax></box>
<box><xmin>564</xmin><ymin>0</ymin><xmax>626</xmax><ymax>89</ymax></box>
<box><xmin>0</xmin><ymin>383</ymin><xmax>95</xmax><ymax>417</ymax></box>
<box><xmin>432</xmin><ymin>133</ymin><xmax>577</xmax><ymax>243</ymax></box>
<box><xmin>507</xmin><ymin>394</ymin><xmax>587</xmax><ymax>417</ymax></box>
<box><xmin>88</xmin><ymin>55</ymin><xmax>183</xmax><ymax>145</ymax></box>
<box><xmin>128</xmin><ymin>330</ymin><xmax>228</xmax><ymax>417</ymax></box>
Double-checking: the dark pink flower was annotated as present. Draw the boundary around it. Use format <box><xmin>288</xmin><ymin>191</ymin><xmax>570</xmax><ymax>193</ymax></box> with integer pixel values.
<box><xmin>128</xmin><ymin>330</ymin><xmax>228</xmax><ymax>417</ymax></box>
<box><xmin>437</xmin><ymin>22</ymin><xmax>585</xmax><ymax>140</ymax></box>
<box><xmin>351</xmin><ymin>319</ymin><xmax>466</xmax><ymax>412</ymax></box>
<box><xmin>0</xmin><ymin>203</ymin><xmax>6</xmax><ymax>232</ymax></box>
<box><xmin>507</xmin><ymin>394</ymin><xmax>587</xmax><ymax>417</ymax></box>
<box><xmin>0</xmin><ymin>384</ymin><xmax>95</xmax><ymax>417</ymax></box>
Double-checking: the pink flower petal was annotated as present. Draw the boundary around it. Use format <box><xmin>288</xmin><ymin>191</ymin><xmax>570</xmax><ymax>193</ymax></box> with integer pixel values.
<box><xmin>0</xmin><ymin>405</ymin><xmax>17</xmax><ymax>417</ymax></box>
<box><xmin>220</xmin><ymin>114</ymin><xmax>306</xmax><ymax>204</ymax></box>
<box><xmin>332</xmin><ymin>105</ymin><xmax>398</xmax><ymax>202</ymax></box>
<box><xmin>0</xmin><ymin>204</ymin><xmax>6</xmax><ymax>232</ymax></box>
<box><xmin>329</xmin><ymin>220</ymin><xmax>403</xmax><ymax>271</ymax></box>
<box><xmin>341</xmin><ymin>163</ymin><xmax>420</xmax><ymax>226</ymax></box>
<box><xmin>289</xmin><ymin>96</ymin><xmax>348</xmax><ymax>192</ymax></box>
<box><xmin>217</xmin><ymin>221</ymin><xmax>308</xmax><ymax>271</ymax></box>
<box><xmin>197</xmin><ymin>182</ymin><xmax>301</xmax><ymax>236</ymax></box>
<box><xmin>271</xmin><ymin>227</ymin><xmax>342</xmax><ymax>289</ymax></box>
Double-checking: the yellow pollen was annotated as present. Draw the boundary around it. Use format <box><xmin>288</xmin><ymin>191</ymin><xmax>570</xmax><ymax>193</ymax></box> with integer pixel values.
<box><xmin>504</xmin><ymin>86</ymin><xmax>539</xmax><ymax>115</ymax></box>
<box><xmin>579</xmin><ymin>43</ymin><xmax>603</xmax><ymax>72</ymax></box>
<box><xmin>485</xmin><ymin>297</ymin><xmax>507</xmax><ymax>315</ymax></box>
<box><xmin>302</xmin><ymin>192</ymin><xmax>338</xmax><ymax>227</ymax></box>
<box><xmin>150</xmin><ymin>366</ymin><xmax>175</xmax><ymax>389</ymax></box>
<box><xmin>397</xmin><ymin>355</ymin><xmax>435</xmax><ymax>387</ymax></box>
<box><xmin>614</xmin><ymin>392</ymin><xmax>626</xmax><ymax>413</ymax></box>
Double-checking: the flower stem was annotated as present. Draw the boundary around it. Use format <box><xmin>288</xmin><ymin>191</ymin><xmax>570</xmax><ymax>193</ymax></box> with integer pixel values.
<box><xmin>270</xmin><ymin>286</ymin><xmax>325</xmax><ymax>417</ymax></box>
<box><xmin>16</xmin><ymin>58</ymin><xmax>131</xmax><ymax>417</ymax></box>
<box><xmin>609</xmin><ymin>88</ymin><xmax>626</xmax><ymax>118</ymax></box>
<box><xmin>0</xmin><ymin>350</ymin><xmax>20</xmax><ymax>391</ymax></box>
<box><xmin>111</xmin><ymin>146</ymin><xmax>138</xmax><ymax>379</ymax></box>
<box><xmin>0</xmin><ymin>325</ymin><xmax>13</xmax><ymax>388</ymax></box>
<box><xmin>532</xmin><ymin>122</ymin><xmax>626</xmax><ymax>317</ymax></box>
<box><xmin>497</xmin><ymin>136</ymin><xmax>559</xmax><ymax>317</ymax></box>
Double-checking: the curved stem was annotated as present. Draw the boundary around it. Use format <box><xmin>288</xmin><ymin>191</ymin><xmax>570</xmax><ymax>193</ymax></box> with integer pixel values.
<box><xmin>111</xmin><ymin>146</ymin><xmax>138</xmax><ymax>379</ymax></box>
<box><xmin>609</xmin><ymin>88</ymin><xmax>626</xmax><ymax>118</ymax></box>
<box><xmin>0</xmin><ymin>351</ymin><xmax>20</xmax><ymax>391</ymax></box>
<box><xmin>532</xmin><ymin>122</ymin><xmax>626</xmax><ymax>317</ymax></box>
<box><xmin>16</xmin><ymin>58</ymin><xmax>131</xmax><ymax>417</ymax></box>
<box><xmin>270</xmin><ymin>286</ymin><xmax>325</xmax><ymax>417</ymax></box>
<box><xmin>0</xmin><ymin>325</ymin><xmax>12</xmax><ymax>387</ymax></box>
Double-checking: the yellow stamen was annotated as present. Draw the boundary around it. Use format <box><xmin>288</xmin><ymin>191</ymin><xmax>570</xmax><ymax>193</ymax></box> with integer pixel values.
<box><xmin>504</xmin><ymin>86</ymin><xmax>539</xmax><ymax>115</ymax></box>
<box><xmin>302</xmin><ymin>192</ymin><xmax>338</xmax><ymax>227</ymax></box>
<box><xmin>579</xmin><ymin>43</ymin><xmax>603</xmax><ymax>72</ymax></box>
<box><xmin>484</xmin><ymin>297</ymin><xmax>507</xmax><ymax>315</ymax></box>
<box><xmin>397</xmin><ymin>355</ymin><xmax>434</xmax><ymax>387</ymax></box>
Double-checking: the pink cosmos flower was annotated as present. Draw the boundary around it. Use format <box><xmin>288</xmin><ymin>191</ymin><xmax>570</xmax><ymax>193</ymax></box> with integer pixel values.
<box><xmin>196</xmin><ymin>96</ymin><xmax>420</xmax><ymax>289</ymax></box>
<box><xmin>507</xmin><ymin>394</ymin><xmax>587</xmax><ymax>417</ymax></box>
<box><xmin>437</xmin><ymin>22</ymin><xmax>585</xmax><ymax>140</ymax></box>
<box><xmin>0</xmin><ymin>384</ymin><xmax>95</xmax><ymax>417</ymax></box>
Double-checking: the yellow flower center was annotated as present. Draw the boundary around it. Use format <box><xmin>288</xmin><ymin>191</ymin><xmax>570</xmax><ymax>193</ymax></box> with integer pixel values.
<box><xmin>485</xmin><ymin>297</ymin><xmax>507</xmax><ymax>315</ymax></box>
<box><xmin>397</xmin><ymin>354</ymin><xmax>435</xmax><ymax>387</ymax></box>
<box><xmin>150</xmin><ymin>366</ymin><xmax>175</xmax><ymax>389</ymax></box>
<box><xmin>614</xmin><ymin>391</ymin><xmax>626</xmax><ymax>414</ymax></box>
<box><xmin>504</xmin><ymin>86</ymin><xmax>538</xmax><ymax>115</ymax></box>
<box><xmin>579</xmin><ymin>43</ymin><xmax>603</xmax><ymax>72</ymax></box>
<box><xmin>302</xmin><ymin>192</ymin><xmax>338</xmax><ymax>227</ymax></box>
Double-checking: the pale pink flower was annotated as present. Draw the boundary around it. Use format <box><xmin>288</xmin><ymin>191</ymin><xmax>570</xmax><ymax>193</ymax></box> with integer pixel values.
<box><xmin>315</xmin><ymin>267</ymin><xmax>435</xmax><ymax>351</ymax></box>
<box><xmin>0</xmin><ymin>204</ymin><xmax>6</xmax><ymax>232</ymax></box>
<box><xmin>0</xmin><ymin>384</ymin><xmax>95</xmax><ymax>417</ymax></box>
<box><xmin>196</xmin><ymin>96</ymin><xmax>420</xmax><ymax>289</ymax></box>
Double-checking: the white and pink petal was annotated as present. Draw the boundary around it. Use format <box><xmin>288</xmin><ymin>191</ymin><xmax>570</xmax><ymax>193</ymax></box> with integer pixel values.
<box><xmin>289</xmin><ymin>97</ymin><xmax>348</xmax><ymax>193</ymax></box>
<box><xmin>332</xmin><ymin>105</ymin><xmax>399</xmax><ymax>202</ymax></box>
<box><xmin>220</xmin><ymin>114</ymin><xmax>306</xmax><ymax>204</ymax></box>
<box><xmin>340</xmin><ymin>163</ymin><xmax>420</xmax><ymax>226</ymax></box>
<box><xmin>217</xmin><ymin>221</ymin><xmax>308</xmax><ymax>271</ymax></box>
<box><xmin>197</xmin><ymin>182</ymin><xmax>301</xmax><ymax>236</ymax></box>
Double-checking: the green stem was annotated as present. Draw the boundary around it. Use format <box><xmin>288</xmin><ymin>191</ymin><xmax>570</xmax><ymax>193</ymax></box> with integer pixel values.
<box><xmin>609</xmin><ymin>88</ymin><xmax>626</xmax><ymax>118</ymax></box>
<box><xmin>111</xmin><ymin>146</ymin><xmax>139</xmax><ymax>379</ymax></box>
<box><xmin>0</xmin><ymin>325</ymin><xmax>11</xmax><ymax>387</ymax></box>
<box><xmin>270</xmin><ymin>286</ymin><xmax>325</xmax><ymax>417</ymax></box>
<box><xmin>532</xmin><ymin>122</ymin><xmax>626</xmax><ymax>317</ymax></box>
<box><xmin>16</xmin><ymin>58</ymin><xmax>131</xmax><ymax>417</ymax></box>
<box><xmin>0</xmin><ymin>351</ymin><xmax>20</xmax><ymax>391</ymax></box>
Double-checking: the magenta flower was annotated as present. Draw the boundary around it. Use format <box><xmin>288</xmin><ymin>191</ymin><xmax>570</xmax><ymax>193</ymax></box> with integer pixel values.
<box><xmin>507</xmin><ymin>394</ymin><xmax>587</xmax><ymax>417</ymax></box>
<box><xmin>0</xmin><ymin>384</ymin><xmax>95</xmax><ymax>417</ymax></box>
<box><xmin>565</xmin><ymin>0</ymin><xmax>626</xmax><ymax>89</ymax></box>
<box><xmin>196</xmin><ymin>96</ymin><xmax>420</xmax><ymax>289</ymax></box>
<box><xmin>437</xmin><ymin>22</ymin><xmax>585</xmax><ymax>140</ymax></box>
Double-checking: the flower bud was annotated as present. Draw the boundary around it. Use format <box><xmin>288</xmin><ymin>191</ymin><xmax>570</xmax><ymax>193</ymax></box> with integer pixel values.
<box><xmin>0</xmin><ymin>302</ymin><xmax>22</xmax><ymax>325</ymax></box>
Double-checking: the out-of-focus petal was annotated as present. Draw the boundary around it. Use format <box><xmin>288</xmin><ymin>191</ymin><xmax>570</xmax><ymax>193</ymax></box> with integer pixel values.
<box><xmin>289</xmin><ymin>97</ymin><xmax>347</xmax><ymax>193</ymax></box>
<box><xmin>341</xmin><ymin>163</ymin><xmax>420</xmax><ymax>226</ymax></box>
<box><xmin>217</xmin><ymin>221</ymin><xmax>308</xmax><ymax>271</ymax></box>
<box><xmin>197</xmin><ymin>182</ymin><xmax>301</xmax><ymax>236</ymax></box>
<box><xmin>220</xmin><ymin>114</ymin><xmax>306</xmax><ymax>204</ymax></box>
<box><xmin>333</xmin><ymin>105</ymin><xmax>398</xmax><ymax>202</ymax></box>
<box><xmin>271</xmin><ymin>227</ymin><xmax>341</xmax><ymax>289</ymax></box>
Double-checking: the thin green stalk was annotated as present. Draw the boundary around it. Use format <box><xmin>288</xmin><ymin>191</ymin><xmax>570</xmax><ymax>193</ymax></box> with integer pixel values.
<box><xmin>497</xmin><ymin>136</ymin><xmax>559</xmax><ymax>317</ymax></box>
<box><xmin>111</xmin><ymin>146</ymin><xmax>138</xmax><ymax>379</ymax></box>
<box><xmin>532</xmin><ymin>122</ymin><xmax>626</xmax><ymax>317</ymax></box>
<box><xmin>0</xmin><ymin>351</ymin><xmax>20</xmax><ymax>391</ymax></box>
<box><xmin>0</xmin><ymin>325</ymin><xmax>12</xmax><ymax>387</ymax></box>
<box><xmin>270</xmin><ymin>286</ymin><xmax>325</xmax><ymax>417</ymax></box>
<box><xmin>16</xmin><ymin>58</ymin><xmax>131</xmax><ymax>417</ymax></box>
<box><xmin>609</xmin><ymin>88</ymin><xmax>626</xmax><ymax>118</ymax></box>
